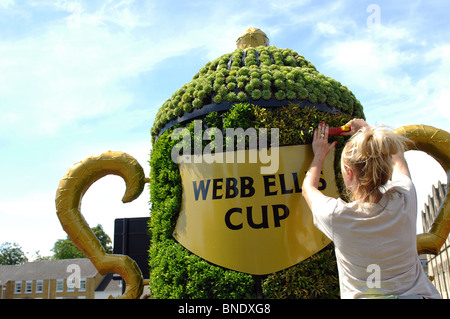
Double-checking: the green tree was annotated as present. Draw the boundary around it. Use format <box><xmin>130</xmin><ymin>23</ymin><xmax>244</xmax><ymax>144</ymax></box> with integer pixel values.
<box><xmin>91</xmin><ymin>224</ymin><xmax>113</xmax><ymax>253</ymax></box>
<box><xmin>0</xmin><ymin>242</ymin><xmax>28</xmax><ymax>265</ymax></box>
<box><xmin>32</xmin><ymin>250</ymin><xmax>54</xmax><ymax>261</ymax></box>
<box><xmin>52</xmin><ymin>224</ymin><xmax>112</xmax><ymax>259</ymax></box>
<box><xmin>52</xmin><ymin>237</ymin><xmax>85</xmax><ymax>259</ymax></box>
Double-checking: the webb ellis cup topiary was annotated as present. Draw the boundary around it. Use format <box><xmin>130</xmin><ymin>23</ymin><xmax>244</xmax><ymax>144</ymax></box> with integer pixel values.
<box><xmin>148</xmin><ymin>28</ymin><xmax>364</xmax><ymax>298</ymax></box>
<box><xmin>54</xmin><ymin>28</ymin><xmax>449</xmax><ymax>299</ymax></box>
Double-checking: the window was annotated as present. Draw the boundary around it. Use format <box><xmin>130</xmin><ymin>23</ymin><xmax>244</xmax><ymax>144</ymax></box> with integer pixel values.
<box><xmin>14</xmin><ymin>281</ymin><xmax>22</xmax><ymax>294</ymax></box>
<box><xmin>56</xmin><ymin>279</ymin><xmax>64</xmax><ymax>292</ymax></box>
<box><xmin>25</xmin><ymin>281</ymin><xmax>32</xmax><ymax>293</ymax></box>
<box><xmin>36</xmin><ymin>280</ymin><xmax>43</xmax><ymax>293</ymax></box>
<box><xmin>79</xmin><ymin>278</ymin><xmax>86</xmax><ymax>292</ymax></box>
<box><xmin>67</xmin><ymin>280</ymin><xmax>74</xmax><ymax>292</ymax></box>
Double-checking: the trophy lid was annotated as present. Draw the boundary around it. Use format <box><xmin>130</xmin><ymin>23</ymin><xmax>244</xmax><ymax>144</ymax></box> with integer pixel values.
<box><xmin>236</xmin><ymin>28</ymin><xmax>270</xmax><ymax>49</ymax></box>
<box><xmin>151</xmin><ymin>28</ymin><xmax>364</xmax><ymax>141</ymax></box>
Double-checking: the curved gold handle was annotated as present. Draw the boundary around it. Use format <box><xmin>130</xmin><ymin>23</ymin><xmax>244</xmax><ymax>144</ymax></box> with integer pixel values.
<box><xmin>393</xmin><ymin>125</ymin><xmax>450</xmax><ymax>255</ymax></box>
<box><xmin>55</xmin><ymin>151</ymin><xmax>149</xmax><ymax>299</ymax></box>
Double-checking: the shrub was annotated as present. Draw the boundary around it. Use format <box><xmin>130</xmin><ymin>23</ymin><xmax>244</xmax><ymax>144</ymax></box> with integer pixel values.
<box><xmin>225</xmin><ymin>92</ymin><xmax>237</xmax><ymax>102</ymax></box>
<box><xmin>237</xmin><ymin>91</ymin><xmax>248</xmax><ymax>102</ymax></box>
<box><xmin>275</xmin><ymin>90</ymin><xmax>286</xmax><ymax>101</ymax></box>
<box><xmin>262</xmin><ymin>246</ymin><xmax>340</xmax><ymax>299</ymax></box>
<box><xmin>262</xmin><ymin>89</ymin><xmax>272</xmax><ymax>100</ymax></box>
<box><xmin>213</xmin><ymin>94</ymin><xmax>223</xmax><ymax>104</ymax></box>
<box><xmin>227</xmin><ymin>82</ymin><xmax>236</xmax><ymax>91</ymax></box>
<box><xmin>251</xmin><ymin>89</ymin><xmax>262</xmax><ymax>100</ymax></box>
<box><xmin>149</xmin><ymin>103</ymin><xmax>353</xmax><ymax>298</ymax></box>
<box><xmin>150</xmin><ymin>45</ymin><xmax>364</xmax><ymax>141</ymax></box>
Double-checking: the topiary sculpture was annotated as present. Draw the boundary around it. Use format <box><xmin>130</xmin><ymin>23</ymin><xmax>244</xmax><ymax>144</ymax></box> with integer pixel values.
<box><xmin>54</xmin><ymin>28</ymin><xmax>450</xmax><ymax>300</ymax></box>
<box><xmin>148</xmin><ymin>28</ymin><xmax>362</xmax><ymax>298</ymax></box>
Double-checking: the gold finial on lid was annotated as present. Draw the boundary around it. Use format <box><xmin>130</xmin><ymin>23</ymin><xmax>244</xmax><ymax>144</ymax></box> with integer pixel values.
<box><xmin>236</xmin><ymin>28</ymin><xmax>270</xmax><ymax>49</ymax></box>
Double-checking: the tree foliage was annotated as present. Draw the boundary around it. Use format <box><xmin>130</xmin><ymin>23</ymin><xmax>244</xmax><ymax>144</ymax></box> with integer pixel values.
<box><xmin>0</xmin><ymin>242</ymin><xmax>28</xmax><ymax>265</ymax></box>
<box><xmin>52</xmin><ymin>224</ymin><xmax>112</xmax><ymax>260</ymax></box>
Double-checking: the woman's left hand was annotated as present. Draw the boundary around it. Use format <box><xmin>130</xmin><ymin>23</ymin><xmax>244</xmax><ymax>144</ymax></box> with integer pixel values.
<box><xmin>312</xmin><ymin>122</ymin><xmax>337</xmax><ymax>161</ymax></box>
<box><xmin>302</xmin><ymin>122</ymin><xmax>337</xmax><ymax>208</ymax></box>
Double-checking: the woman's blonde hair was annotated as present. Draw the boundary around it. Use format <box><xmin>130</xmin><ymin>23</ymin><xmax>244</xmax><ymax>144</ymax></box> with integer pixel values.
<box><xmin>341</xmin><ymin>126</ymin><xmax>410</xmax><ymax>203</ymax></box>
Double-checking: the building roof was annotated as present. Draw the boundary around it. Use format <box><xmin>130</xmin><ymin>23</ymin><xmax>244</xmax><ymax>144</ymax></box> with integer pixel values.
<box><xmin>0</xmin><ymin>258</ymin><xmax>98</xmax><ymax>283</ymax></box>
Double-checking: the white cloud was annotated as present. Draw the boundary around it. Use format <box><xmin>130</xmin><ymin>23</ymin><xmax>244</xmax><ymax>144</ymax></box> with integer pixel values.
<box><xmin>422</xmin><ymin>44</ymin><xmax>450</xmax><ymax>122</ymax></box>
<box><xmin>315</xmin><ymin>22</ymin><xmax>340</xmax><ymax>36</ymax></box>
<box><xmin>315</xmin><ymin>15</ymin><xmax>450</xmax><ymax>230</ymax></box>
<box><xmin>319</xmin><ymin>22</ymin><xmax>450</xmax><ymax>131</ymax></box>
<box><xmin>0</xmin><ymin>0</ymin><xmax>14</xmax><ymax>9</ymax></box>
<box><xmin>0</xmin><ymin>191</ymin><xmax>66</xmax><ymax>257</ymax></box>
<box><xmin>322</xmin><ymin>25</ymin><xmax>416</xmax><ymax>88</ymax></box>
<box><xmin>0</xmin><ymin>5</ymin><xmax>177</xmax><ymax>138</ymax></box>
<box><xmin>0</xmin><ymin>1</ymin><xmax>257</xmax><ymax>140</ymax></box>
<box><xmin>53</xmin><ymin>0</ymin><xmax>155</xmax><ymax>30</ymax></box>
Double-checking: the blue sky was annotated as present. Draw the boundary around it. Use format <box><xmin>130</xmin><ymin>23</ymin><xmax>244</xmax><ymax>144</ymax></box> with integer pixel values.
<box><xmin>0</xmin><ymin>0</ymin><xmax>448</xmax><ymax>259</ymax></box>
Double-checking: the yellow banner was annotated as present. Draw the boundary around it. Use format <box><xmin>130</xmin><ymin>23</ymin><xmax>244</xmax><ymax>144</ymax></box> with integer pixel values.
<box><xmin>173</xmin><ymin>145</ymin><xmax>338</xmax><ymax>275</ymax></box>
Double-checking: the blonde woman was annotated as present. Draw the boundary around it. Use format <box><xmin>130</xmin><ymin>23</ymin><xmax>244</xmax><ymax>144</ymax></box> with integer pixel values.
<box><xmin>302</xmin><ymin>120</ymin><xmax>441</xmax><ymax>299</ymax></box>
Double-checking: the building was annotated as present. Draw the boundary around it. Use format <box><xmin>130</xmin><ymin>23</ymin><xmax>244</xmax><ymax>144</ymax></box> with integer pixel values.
<box><xmin>422</xmin><ymin>181</ymin><xmax>449</xmax><ymax>299</ymax></box>
<box><xmin>0</xmin><ymin>217</ymin><xmax>151</xmax><ymax>299</ymax></box>
<box><xmin>0</xmin><ymin>258</ymin><xmax>122</xmax><ymax>299</ymax></box>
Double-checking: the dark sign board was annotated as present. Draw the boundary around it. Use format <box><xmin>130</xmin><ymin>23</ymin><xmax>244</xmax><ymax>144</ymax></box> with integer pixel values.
<box><xmin>113</xmin><ymin>217</ymin><xmax>151</xmax><ymax>280</ymax></box>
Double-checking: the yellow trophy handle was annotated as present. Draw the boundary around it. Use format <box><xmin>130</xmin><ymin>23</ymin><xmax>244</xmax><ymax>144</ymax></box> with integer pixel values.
<box><xmin>55</xmin><ymin>151</ymin><xmax>149</xmax><ymax>299</ymax></box>
<box><xmin>393</xmin><ymin>125</ymin><xmax>450</xmax><ymax>255</ymax></box>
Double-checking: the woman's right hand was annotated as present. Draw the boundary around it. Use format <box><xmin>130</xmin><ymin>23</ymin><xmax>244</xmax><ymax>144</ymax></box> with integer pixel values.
<box><xmin>341</xmin><ymin>119</ymin><xmax>370</xmax><ymax>136</ymax></box>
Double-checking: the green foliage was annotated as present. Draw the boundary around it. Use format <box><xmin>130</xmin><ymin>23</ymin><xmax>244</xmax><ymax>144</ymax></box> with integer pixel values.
<box><xmin>92</xmin><ymin>224</ymin><xmax>113</xmax><ymax>253</ymax></box>
<box><xmin>0</xmin><ymin>242</ymin><xmax>28</xmax><ymax>265</ymax></box>
<box><xmin>52</xmin><ymin>238</ymin><xmax>85</xmax><ymax>259</ymax></box>
<box><xmin>149</xmin><ymin>103</ymin><xmax>354</xmax><ymax>298</ymax></box>
<box><xmin>251</xmin><ymin>89</ymin><xmax>262</xmax><ymax>100</ymax></box>
<box><xmin>222</xmin><ymin>102</ymin><xmax>256</xmax><ymax>130</ymax></box>
<box><xmin>149</xmin><ymin>240</ymin><xmax>254</xmax><ymax>298</ymax></box>
<box><xmin>52</xmin><ymin>224</ymin><xmax>112</xmax><ymax>260</ymax></box>
<box><xmin>262</xmin><ymin>246</ymin><xmax>340</xmax><ymax>299</ymax></box>
<box><xmin>151</xmin><ymin>45</ymin><xmax>364</xmax><ymax>140</ymax></box>
<box><xmin>149</xmin><ymin>131</ymin><xmax>182</xmax><ymax>242</ymax></box>
<box><xmin>149</xmin><ymin>122</ymin><xmax>254</xmax><ymax>299</ymax></box>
